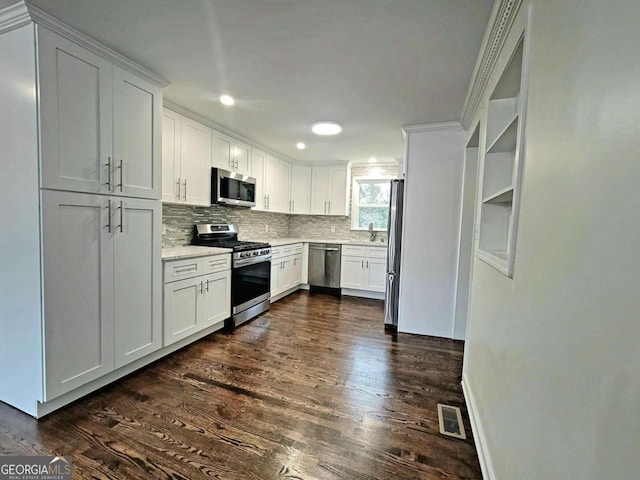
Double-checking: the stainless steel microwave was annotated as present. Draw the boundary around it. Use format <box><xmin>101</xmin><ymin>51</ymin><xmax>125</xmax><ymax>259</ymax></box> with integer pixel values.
<box><xmin>211</xmin><ymin>168</ymin><xmax>256</xmax><ymax>207</ymax></box>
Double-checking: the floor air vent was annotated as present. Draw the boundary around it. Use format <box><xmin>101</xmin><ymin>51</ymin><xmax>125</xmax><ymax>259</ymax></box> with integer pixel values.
<box><xmin>437</xmin><ymin>404</ymin><xmax>467</xmax><ymax>439</ymax></box>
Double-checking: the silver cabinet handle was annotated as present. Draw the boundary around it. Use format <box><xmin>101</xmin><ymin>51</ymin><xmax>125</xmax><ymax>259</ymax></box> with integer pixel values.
<box><xmin>120</xmin><ymin>159</ymin><xmax>124</xmax><ymax>191</ymax></box>
<box><xmin>328</xmin><ymin>201</ymin><xmax>331</xmax><ymax>214</ymax></box>
<box><xmin>176</xmin><ymin>177</ymin><xmax>181</xmax><ymax>200</ymax></box>
<box><xmin>105</xmin><ymin>157</ymin><xmax>113</xmax><ymax>191</ymax></box>
<box><xmin>267</xmin><ymin>195</ymin><xmax>270</xmax><ymax>209</ymax></box>
<box><xmin>106</xmin><ymin>200</ymin><xmax>112</xmax><ymax>233</ymax></box>
<box><xmin>361</xmin><ymin>260</ymin><xmax>364</xmax><ymax>268</ymax></box>
<box><xmin>366</xmin><ymin>260</ymin><xmax>369</xmax><ymax>269</ymax></box>
<box><xmin>183</xmin><ymin>179</ymin><xmax>187</xmax><ymax>201</ymax></box>
<box><xmin>289</xmin><ymin>200</ymin><xmax>292</xmax><ymax>212</ymax></box>
<box><xmin>205</xmin><ymin>279</ymin><xmax>210</xmax><ymax>292</ymax></box>
<box><xmin>118</xmin><ymin>201</ymin><xmax>124</xmax><ymax>233</ymax></box>
<box><xmin>199</xmin><ymin>281</ymin><xmax>203</xmax><ymax>294</ymax></box>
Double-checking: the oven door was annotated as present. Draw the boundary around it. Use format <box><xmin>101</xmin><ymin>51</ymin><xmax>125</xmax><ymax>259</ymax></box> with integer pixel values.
<box><xmin>232</xmin><ymin>260</ymin><xmax>271</xmax><ymax>313</ymax></box>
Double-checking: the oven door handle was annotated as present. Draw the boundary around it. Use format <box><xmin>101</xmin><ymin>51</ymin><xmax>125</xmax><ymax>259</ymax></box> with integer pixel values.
<box><xmin>234</xmin><ymin>255</ymin><xmax>272</xmax><ymax>268</ymax></box>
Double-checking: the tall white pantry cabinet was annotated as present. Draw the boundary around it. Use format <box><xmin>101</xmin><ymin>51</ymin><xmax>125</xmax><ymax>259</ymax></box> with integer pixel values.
<box><xmin>0</xmin><ymin>2</ymin><xmax>169</xmax><ymax>417</ymax></box>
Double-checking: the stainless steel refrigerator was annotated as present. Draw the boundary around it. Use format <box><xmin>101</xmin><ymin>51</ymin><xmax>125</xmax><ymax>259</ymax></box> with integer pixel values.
<box><xmin>384</xmin><ymin>179</ymin><xmax>404</xmax><ymax>330</ymax></box>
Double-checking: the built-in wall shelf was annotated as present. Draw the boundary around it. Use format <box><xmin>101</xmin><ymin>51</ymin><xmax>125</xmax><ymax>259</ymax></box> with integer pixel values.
<box><xmin>483</xmin><ymin>185</ymin><xmax>513</xmax><ymax>204</ymax></box>
<box><xmin>477</xmin><ymin>30</ymin><xmax>528</xmax><ymax>278</ymax></box>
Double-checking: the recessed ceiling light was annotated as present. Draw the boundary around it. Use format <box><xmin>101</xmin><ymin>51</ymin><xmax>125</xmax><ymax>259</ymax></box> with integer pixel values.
<box><xmin>312</xmin><ymin>122</ymin><xmax>342</xmax><ymax>136</ymax></box>
<box><xmin>369</xmin><ymin>157</ymin><xmax>377</xmax><ymax>163</ymax></box>
<box><xmin>296</xmin><ymin>142</ymin><xmax>306</xmax><ymax>150</ymax></box>
<box><xmin>220</xmin><ymin>94</ymin><xmax>235</xmax><ymax>106</ymax></box>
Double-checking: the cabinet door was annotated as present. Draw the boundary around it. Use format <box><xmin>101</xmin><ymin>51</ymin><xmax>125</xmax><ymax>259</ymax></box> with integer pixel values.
<box><xmin>232</xmin><ymin>140</ymin><xmax>251</xmax><ymax>176</ymax></box>
<box><xmin>264</xmin><ymin>156</ymin><xmax>278</xmax><ymax>211</ymax></box>
<box><xmin>291</xmin><ymin>164</ymin><xmax>311</xmax><ymax>214</ymax></box>
<box><xmin>113</xmin><ymin>198</ymin><xmax>162</xmax><ymax>368</ymax></box>
<box><xmin>311</xmin><ymin>166</ymin><xmax>330</xmax><ymax>214</ymax></box>
<box><xmin>340</xmin><ymin>256</ymin><xmax>365</xmax><ymax>289</ymax></box>
<box><xmin>112</xmin><ymin>67</ymin><xmax>162</xmax><ymax>199</ymax></box>
<box><xmin>38</xmin><ymin>28</ymin><xmax>113</xmax><ymax>195</ymax></box>
<box><xmin>365</xmin><ymin>258</ymin><xmax>387</xmax><ymax>292</ymax></box>
<box><xmin>42</xmin><ymin>190</ymin><xmax>114</xmax><ymax>400</ymax></box>
<box><xmin>161</xmin><ymin>109</ymin><xmax>182</xmax><ymax>203</ymax></box>
<box><xmin>251</xmin><ymin>149</ymin><xmax>266</xmax><ymax>211</ymax></box>
<box><xmin>292</xmin><ymin>254</ymin><xmax>303</xmax><ymax>286</ymax></box>
<box><xmin>164</xmin><ymin>277</ymin><xmax>202</xmax><ymax>346</ymax></box>
<box><xmin>279</xmin><ymin>257</ymin><xmax>293</xmax><ymax>292</ymax></box>
<box><xmin>180</xmin><ymin>117</ymin><xmax>212</xmax><ymax>206</ymax></box>
<box><xmin>212</xmin><ymin>130</ymin><xmax>233</xmax><ymax>171</ymax></box>
<box><xmin>328</xmin><ymin>165</ymin><xmax>348</xmax><ymax>215</ymax></box>
<box><xmin>270</xmin><ymin>261</ymin><xmax>280</xmax><ymax>296</ymax></box>
<box><xmin>201</xmin><ymin>271</ymin><xmax>231</xmax><ymax>328</ymax></box>
<box><xmin>276</xmin><ymin>160</ymin><xmax>292</xmax><ymax>213</ymax></box>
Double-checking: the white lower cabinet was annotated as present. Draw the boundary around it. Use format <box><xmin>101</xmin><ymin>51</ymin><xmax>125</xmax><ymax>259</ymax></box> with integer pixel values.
<box><xmin>42</xmin><ymin>190</ymin><xmax>162</xmax><ymax>400</ymax></box>
<box><xmin>163</xmin><ymin>255</ymin><xmax>231</xmax><ymax>346</ymax></box>
<box><xmin>340</xmin><ymin>245</ymin><xmax>388</xmax><ymax>293</ymax></box>
<box><xmin>271</xmin><ymin>244</ymin><xmax>304</xmax><ymax>299</ymax></box>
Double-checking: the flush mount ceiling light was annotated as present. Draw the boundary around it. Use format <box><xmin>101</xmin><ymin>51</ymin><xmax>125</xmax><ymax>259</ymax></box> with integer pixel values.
<box><xmin>312</xmin><ymin>121</ymin><xmax>342</xmax><ymax>136</ymax></box>
<box><xmin>220</xmin><ymin>94</ymin><xmax>235</xmax><ymax>106</ymax></box>
<box><xmin>369</xmin><ymin>157</ymin><xmax>377</xmax><ymax>163</ymax></box>
<box><xmin>296</xmin><ymin>142</ymin><xmax>306</xmax><ymax>150</ymax></box>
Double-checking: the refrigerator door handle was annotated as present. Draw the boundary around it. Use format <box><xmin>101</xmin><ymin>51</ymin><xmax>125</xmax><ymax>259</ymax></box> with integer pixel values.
<box><xmin>384</xmin><ymin>273</ymin><xmax>396</xmax><ymax>324</ymax></box>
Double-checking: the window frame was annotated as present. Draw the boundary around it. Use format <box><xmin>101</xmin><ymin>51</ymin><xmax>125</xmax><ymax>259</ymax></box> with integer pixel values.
<box><xmin>350</xmin><ymin>176</ymin><xmax>394</xmax><ymax>231</ymax></box>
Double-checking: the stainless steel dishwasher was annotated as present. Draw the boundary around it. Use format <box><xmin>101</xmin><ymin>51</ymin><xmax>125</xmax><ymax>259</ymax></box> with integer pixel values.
<box><xmin>308</xmin><ymin>243</ymin><xmax>342</xmax><ymax>289</ymax></box>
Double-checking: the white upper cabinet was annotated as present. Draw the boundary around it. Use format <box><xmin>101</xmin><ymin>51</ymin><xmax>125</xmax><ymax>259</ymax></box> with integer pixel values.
<box><xmin>264</xmin><ymin>155</ymin><xmax>278</xmax><ymax>211</ymax></box>
<box><xmin>180</xmin><ymin>117</ymin><xmax>212</xmax><ymax>206</ymax></box>
<box><xmin>212</xmin><ymin>129</ymin><xmax>251</xmax><ymax>176</ymax></box>
<box><xmin>39</xmin><ymin>28</ymin><xmax>113</xmax><ymax>195</ymax></box>
<box><xmin>311</xmin><ymin>164</ymin><xmax>348</xmax><ymax>215</ymax></box>
<box><xmin>251</xmin><ymin>148</ymin><xmax>266</xmax><ymax>210</ymax></box>
<box><xmin>112</xmin><ymin>68</ymin><xmax>161</xmax><ymax>199</ymax></box>
<box><xmin>276</xmin><ymin>160</ymin><xmax>292</xmax><ymax>213</ymax></box>
<box><xmin>161</xmin><ymin>109</ymin><xmax>181</xmax><ymax>203</ymax></box>
<box><xmin>38</xmin><ymin>28</ymin><xmax>161</xmax><ymax>200</ymax></box>
<box><xmin>291</xmin><ymin>164</ymin><xmax>312</xmax><ymax>214</ymax></box>
<box><xmin>161</xmin><ymin>109</ymin><xmax>211</xmax><ymax>206</ymax></box>
<box><xmin>251</xmin><ymin>149</ymin><xmax>278</xmax><ymax>211</ymax></box>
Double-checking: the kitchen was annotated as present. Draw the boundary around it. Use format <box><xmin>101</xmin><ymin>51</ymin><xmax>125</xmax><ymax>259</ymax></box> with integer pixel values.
<box><xmin>2</xmin><ymin>0</ymin><xmax>638</xmax><ymax>479</ymax></box>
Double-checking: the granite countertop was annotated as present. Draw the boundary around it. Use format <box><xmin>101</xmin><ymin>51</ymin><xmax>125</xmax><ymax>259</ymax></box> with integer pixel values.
<box><xmin>162</xmin><ymin>246</ymin><xmax>232</xmax><ymax>261</ymax></box>
<box><xmin>262</xmin><ymin>238</ymin><xmax>387</xmax><ymax>248</ymax></box>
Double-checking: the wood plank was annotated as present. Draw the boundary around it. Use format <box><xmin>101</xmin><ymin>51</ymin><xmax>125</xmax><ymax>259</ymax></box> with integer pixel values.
<box><xmin>0</xmin><ymin>291</ymin><xmax>481</xmax><ymax>479</ymax></box>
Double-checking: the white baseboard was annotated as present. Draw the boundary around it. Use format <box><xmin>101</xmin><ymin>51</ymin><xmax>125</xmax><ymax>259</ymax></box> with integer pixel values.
<box><xmin>341</xmin><ymin>288</ymin><xmax>385</xmax><ymax>300</ymax></box>
<box><xmin>462</xmin><ymin>373</ymin><xmax>496</xmax><ymax>480</ymax></box>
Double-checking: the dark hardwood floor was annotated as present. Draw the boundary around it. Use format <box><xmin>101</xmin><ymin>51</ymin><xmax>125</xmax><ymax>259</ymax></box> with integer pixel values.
<box><xmin>0</xmin><ymin>291</ymin><xmax>481</xmax><ymax>479</ymax></box>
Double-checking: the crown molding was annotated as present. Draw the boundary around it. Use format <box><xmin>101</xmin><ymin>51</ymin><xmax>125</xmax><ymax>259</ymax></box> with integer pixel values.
<box><xmin>402</xmin><ymin>121</ymin><xmax>463</xmax><ymax>136</ymax></box>
<box><xmin>0</xmin><ymin>2</ymin><xmax>31</xmax><ymax>34</ymax></box>
<box><xmin>0</xmin><ymin>1</ymin><xmax>169</xmax><ymax>88</ymax></box>
<box><xmin>460</xmin><ymin>0</ymin><xmax>524</xmax><ymax>130</ymax></box>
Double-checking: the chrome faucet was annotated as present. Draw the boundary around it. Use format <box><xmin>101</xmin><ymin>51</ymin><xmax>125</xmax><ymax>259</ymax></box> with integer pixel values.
<box><xmin>368</xmin><ymin>222</ymin><xmax>377</xmax><ymax>242</ymax></box>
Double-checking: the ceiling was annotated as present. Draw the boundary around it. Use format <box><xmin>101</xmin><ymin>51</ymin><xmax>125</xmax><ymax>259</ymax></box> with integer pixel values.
<box><xmin>17</xmin><ymin>0</ymin><xmax>493</xmax><ymax>163</ymax></box>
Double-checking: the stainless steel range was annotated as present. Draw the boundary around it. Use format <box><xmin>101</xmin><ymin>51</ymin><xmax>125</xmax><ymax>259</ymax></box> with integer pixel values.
<box><xmin>192</xmin><ymin>224</ymin><xmax>271</xmax><ymax>328</ymax></box>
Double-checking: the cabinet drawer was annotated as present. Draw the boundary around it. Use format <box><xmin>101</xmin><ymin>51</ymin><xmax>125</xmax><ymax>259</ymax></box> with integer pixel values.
<box><xmin>292</xmin><ymin>243</ymin><xmax>303</xmax><ymax>253</ymax></box>
<box><xmin>271</xmin><ymin>246</ymin><xmax>283</xmax><ymax>259</ymax></box>
<box><xmin>342</xmin><ymin>245</ymin><xmax>366</xmax><ymax>257</ymax></box>
<box><xmin>366</xmin><ymin>246</ymin><xmax>388</xmax><ymax>258</ymax></box>
<box><xmin>164</xmin><ymin>257</ymin><xmax>203</xmax><ymax>282</ymax></box>
<box><xmin>202</xmin><ymin>254</ymin><xmax>231</xmax><ymax>273</ymax></box>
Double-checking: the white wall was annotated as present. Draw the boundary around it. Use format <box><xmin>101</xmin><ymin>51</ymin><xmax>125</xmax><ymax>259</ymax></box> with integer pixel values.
<box><xmin>463</xmin><ymin>0</ymin><xmax>640</xmax><ymax>478</ymax></box>
<box><xmin>398</xmin><ymin>125</ymin><xmax>464</xmax><ymax>337</ymax></box>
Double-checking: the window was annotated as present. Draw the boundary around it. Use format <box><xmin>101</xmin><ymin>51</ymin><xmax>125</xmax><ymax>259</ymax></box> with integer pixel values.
<box><xmin>351</xmin><ymin>178</ymin><xmax>391</xmax><ymax>230</ymax></box>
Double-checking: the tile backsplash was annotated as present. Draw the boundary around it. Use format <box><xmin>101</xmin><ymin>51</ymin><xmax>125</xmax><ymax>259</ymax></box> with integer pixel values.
<box><xmin>162</xmin><ymin>204</ymin><xmax>289</xmax><ymax>247</ymax></box>
<box><xmin>162</xmin><ymin>162</ymin><xmax>399</xmax><ymax>247</ymax></box>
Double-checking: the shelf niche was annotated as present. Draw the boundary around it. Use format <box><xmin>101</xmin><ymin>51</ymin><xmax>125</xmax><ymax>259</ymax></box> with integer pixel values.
<box><xmin>477</xmin><ymin>33</ymin><xmax>526</xmax><ymax>278</ymax></box>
